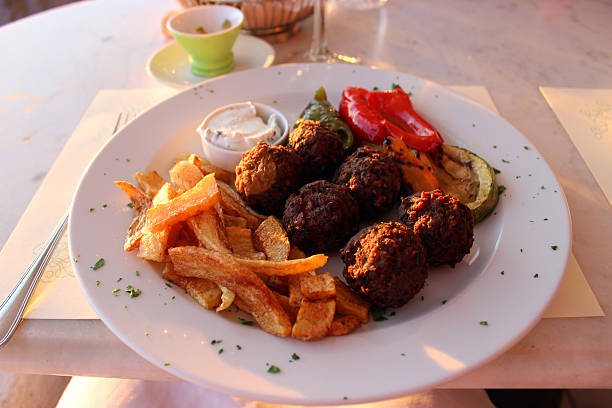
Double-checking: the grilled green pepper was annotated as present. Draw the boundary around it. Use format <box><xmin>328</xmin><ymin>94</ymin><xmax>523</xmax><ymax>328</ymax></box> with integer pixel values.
<box><xmin>296</xmin><ymin>87</ymin><xmax>354</xmax><ymax>151</ymax></box>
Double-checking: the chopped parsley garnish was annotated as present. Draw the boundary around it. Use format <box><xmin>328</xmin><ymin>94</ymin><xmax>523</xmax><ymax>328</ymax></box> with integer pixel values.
<box><xmin>211</xmin><ymin>339</ymin><xmax>222</xmax><ymax>345</ymax></box>
<box><xmin>534</xmin><ymin>273</ymin><xmax>539</xmax><ymax>278</ymax></box>
<box><xmin>493</xmin><ymin>167</ymin><xmax>501</xmax><ymax>174</ymax></box>
<box><xmin>135</xmin><ymin>270</ymin><xmax>140</xmax><ymax>276</ymax></box>
<box><xmin>501</xmin><ymin>159</ymin><xmax>510</xmax><ymax>163</ymax></box>
<box><xmin>479</xmin><ymin>321</ymin><xmax>489</xmax><ymax>326</ymax></box>
<box><xmin>164</xmin><ymin>362</ymin><xmax>171</xmax><ymax>366</ymax></box>
<box><xmin>441</xmin><ymin>300</ymin><xmax>447</xmax><ymax>305</ymax></box>
<box><xmin>472</xmin><ymin>123</ymin><xmax>476</xmax><ymax>127</ymax></box>
<box><xmin>291</xmin><ymin>353</ymin><xmax>300</xmax><ymax>361</ymax></box>
<box><xmin>541</xmin><ymin>185</ymin><xmax>546</xmax><ymax>190</ymax></box>
<box><xmin>498</xmin><ymin>185</ymin><xmax>507</xmax><ymax>195</ymax></box>
<box><xmin>96</xmin><ymin>280</ymin><xmax>100</xmax><ymax>286</ymax></box>
<box><xmin>102</xmin><ymin>204</ymin><xmax>108</xmax><ymax>208</ymax></box>
<box><xmin>371</xmin><ymin>305</ymin><xmax>388</xmax><ymax>321</ymax></box>
<box><xmin>238</xmin><ymin>317</ymin><xmax>254</xmax><ymax>326</ymax></box>
<box><xmin>524</xmin><ymin>146</ymin><xmax>530</xmax><ymax>150</ymax></box>
<box><xmin>91</xmin><ymin>258</ymin><xmax>105</xmax><ymax>270</ymax></box>
<box><xmin>500</xmin><ymin>271</ymin><xmax>505</xmax><ymax>275</ymax></box>
<box><xmin>112</xmin><ymin>288</ymin><xmax>120</xmax><ymax>294</ymax></box>
<box><xmin>126</xmin><ymin>285</ymin><xmax>142</xmax><ymax>298</ymax></box>
<box><xmin>372</xmin><ymin>86</ymin><xmax>379</xmax><ymax>91</ymax></box>
<box><xmin>89</xmin><ymin>208</ymin><xmax>94</xmax><ymax>212</ymax></box>
<box><xmin>267</xmin><ymin>365</ymin><xmax>280</xmax><ymax>374</ymax></box>
<box><xmin>391</xmin><ymin>83</ymin><xmax>399</xmax><ymax>89</ymax></box>
<box><xmin>493</xmin><ymin>145</ymin><xmax>497</xmax><ymax>148</ymax></box>
<box><xmin>218</xmin><ymin>348</ymin><xmax>224</xmax><ymax>354</ymax></box>
<box><xmin>236</xmin><ymin>345</ymin><xmax>242</xmax><ymax>350</ymax></box>
<box><xmin>116</xmin><ymin>277</ymin><xmax>122</xmax><ymax>282</ymax></box>
<box><xmin>127</xmin><ymin>203</ymin><xmax>134</xmax><ymax>208</ymax></box>
<box><xmin>551</xmin><ymin>245</ymin><xmax>558</xmax><ymax>250</ymax></box>
<box><xmin>165</xmin><ymin>282</ymin><xmax>172</xmax><ymax>288</ymax></box>
<box><xmin>544</xmin><ymin>218</ymin><xmax>549</xmax><ymax>221</ymax></box>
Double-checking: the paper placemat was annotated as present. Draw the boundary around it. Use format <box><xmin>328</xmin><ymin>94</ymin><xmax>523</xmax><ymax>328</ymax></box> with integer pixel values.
<box><xmin>539</xmin><ymin>87</ymin><xmax>612</xmax><ymax>207</ymax></box>
<box><xmin>0</xmin><ymin>86</ymin><xmax>602</xmax><ymax>319</ymax></box>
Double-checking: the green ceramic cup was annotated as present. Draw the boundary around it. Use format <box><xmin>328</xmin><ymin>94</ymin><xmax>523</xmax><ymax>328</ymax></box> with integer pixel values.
<box><xmin>167</xmin><ymin>5</ymin><xmax>244</xmax><ymax>77</ymax></box>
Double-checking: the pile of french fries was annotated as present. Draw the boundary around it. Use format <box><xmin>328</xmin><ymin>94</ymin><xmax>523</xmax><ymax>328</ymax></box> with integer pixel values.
<box><xmin>115</xmin><ymin>153</ymin><xmax>371</xmax><ymax>340</ymax></box>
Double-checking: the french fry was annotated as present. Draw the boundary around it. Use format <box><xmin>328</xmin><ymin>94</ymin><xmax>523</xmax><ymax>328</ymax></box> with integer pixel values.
<box><xmin>169</xmin><ymin>246</ymin><xmax>291</xmax><ymax>337</ymax></box>
<box><xmin>115</xmin><ymin>181</ymin><xmax>153</xmax><ymax>251</ymax></box>
<box><xmin>275</xmin><ymin>293</ymin><xmax>298</xmax><ymax>324</ymax></box>
<box><xmin>291</xmin><ymin>298</ymin><xmax>336</xmax><ymax>341</ymax></box>
<box><xmin>216</xmin><ymin>285</ymin><xmax>235</xmax><ymax>312</ymax></box>
<box><xmin>134</xmin><ymin>171</ymin><xmax>166</xmax><ymax>198</ymax></box>
<box><xmin>138</xmin><ymin>230</ymin><xmax>170</xmax><ymax>262</ymax></box>
<box><xmin>334</xmin><ymin>277</ymin><xmax>371</xmax><ymax>324</ymax></box>
<box><xmin>123</xmin><ymin>211</ymin><xmax>147</xmax><ymax>251</ymax></box>
<box><xmin>152</xmin><ymin>183</ymin><xmax>178</xmax><ymax>206</ymax></box>
<box><xmin>254</xmin><ymin>216</ymin><xmax>290</xmax><ymax>262</ymax></box>
<box><xmin>223</xmin><ymin>214</ymin><xmax>248</xmax><ymax>228</ymax></box>
<box><xmin>261</xmin><ymin>276</ymin><xmax>289</xmax><ymax>296</ymax></box>
<box><xmin>145</xmin><ymin>174</ymin><xmax>220</xmax><ymax>233</ymax></box>
<box><xmin>187</xmin><ymin>203</ymin><xmax>231</xmax><ymax>253</ymax></box>
<box><xmin>188</xmin><ymin>153</ymin><xmax>235</xmax><ymax>184</ymax></box>
<box><xmin>300</xmin><ymin>272</ymin><xmax>336</xmax><ymax>300</ymax></box>
<box><xmin>139</xmin><ymin>183</ymin><xmax>179</xmax><ymax>261</ymax></box>
<box><xmin>217</xmin><ymin>181</ymin><xmax>264</xmax><ymax>229</ymax></box>
<box><xmin>185</xmin><ymin>278</ymin><xmax>223</xmax><ymax>310</ymax></box>
<box><xmin>114</xmin><ymin>181</ymin><xmax>150</xmax><ymax>211</ymax></box>
<box><xmin>328</xmin><ymin>315</ymin><xmax>362</xmax><ymax>337</ymax></box>
<box><xmin>226</xmin><ymin>226</ymin><xmax>266</xmax><ymax>260</ymax></box>
<box><xmin>170</xmin><ymin>160</ymin><xmax>204</xmax><ymax>191</ymax></box>
<box><xmin>235</xmin><ymin>253</ymin><xmax>327</xmax><ymax>276</ymax></box>
<box><xmin>161</xmin><ymin>261</ymin><xmax>190</xmax><ymax>289</ymax></box>
<box><xmin>287</xmin><ymin>246</ymin><xmax>313</xmax><ymax>307</ymax></box>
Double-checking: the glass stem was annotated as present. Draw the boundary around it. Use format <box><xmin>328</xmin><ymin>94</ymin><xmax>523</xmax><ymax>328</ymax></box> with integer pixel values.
<box><xmin>309</xmin><ymin>0</ymin><xmax>331</xmax><ymax>60</ymax></box>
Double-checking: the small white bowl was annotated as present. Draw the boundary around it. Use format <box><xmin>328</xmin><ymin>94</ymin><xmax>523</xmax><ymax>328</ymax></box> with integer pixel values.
<box><xmin>199</xmin><ymin>102</ymin><xmax>289</xmax><ymax>172</ymax></box>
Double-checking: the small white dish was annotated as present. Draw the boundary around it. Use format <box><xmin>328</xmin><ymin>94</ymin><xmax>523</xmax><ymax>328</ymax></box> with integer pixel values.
<box><xmin>147</xmin><ymin>36</ymin><xmax>275</xmax><ymax>88</ymax></box>
<box><xmin>199</xmin><ymin>101</ymin><xmax>289</xmax><ymax>172</ymax></box>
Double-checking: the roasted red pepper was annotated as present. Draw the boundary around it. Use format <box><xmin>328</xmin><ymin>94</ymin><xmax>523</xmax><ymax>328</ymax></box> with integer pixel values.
<box><xmin>339</xmin><ymin>86</ymin><xmax>443</xmax><ymax>152</ymax></box>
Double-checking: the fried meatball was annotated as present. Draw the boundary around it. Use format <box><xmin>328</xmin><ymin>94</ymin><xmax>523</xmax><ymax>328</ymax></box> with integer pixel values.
<box><xmin>333</xmin><ymin>146</ymin><xmax>401</xmax><ymax>217</ymax></box>
<box><xmin>235</xmin><ymin>143</ymin><xmax>303</xmax><ymax>214</ymax></box>
<box><xmin>283</xmin><ymin>180</ymin><xmax>359</xmax><ymax>253</ymax></box>
<box><xmin>340</xmin><ymin>222</ymin><xmax>427</xmax><ymax>308</ymax></box>
<box><xmin>399</xmin><ymin>189</ymin><xmax>474</xmax><ymax>268</ymax></box>
<box><xmin>288</xmin><ymin>120</ymin><xmax>344</xmax><ymax>181</ymax></box>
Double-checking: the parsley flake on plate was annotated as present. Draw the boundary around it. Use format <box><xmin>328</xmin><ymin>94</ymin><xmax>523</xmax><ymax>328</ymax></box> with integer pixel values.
<box><xmin>126</xmin><ymin>285</ymin><xmax>141</xmax><ymax>298</ymax></box>
<box><xmin>267</xmin><ymin>365</ymin><xmax>280</xmax><ymax>374</ymax></box>
<box><xmin>91</xmin><ymin>258</ymin><xmax>105</xmax><ymax>270</ymax></box>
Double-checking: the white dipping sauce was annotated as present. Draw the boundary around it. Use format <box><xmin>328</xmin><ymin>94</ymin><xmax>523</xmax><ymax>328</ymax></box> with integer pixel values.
<box><xmin>197</xmin><ymin>102</ymin><xmax>281</xmax><ymax>151</ymax></box>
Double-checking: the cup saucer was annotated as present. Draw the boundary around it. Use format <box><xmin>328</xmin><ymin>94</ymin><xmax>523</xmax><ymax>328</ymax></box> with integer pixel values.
<box><xmin>147</xmin><ymin>35</ymin><xmax>275</xmax><ymax>88</ymax></box>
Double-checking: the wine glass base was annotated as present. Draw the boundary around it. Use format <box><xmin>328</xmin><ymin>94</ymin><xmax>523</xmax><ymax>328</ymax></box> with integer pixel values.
<box><xmin>305</xmin><ymin>50</ymin><xmax>361</xmax><ymax>64</ymax></box>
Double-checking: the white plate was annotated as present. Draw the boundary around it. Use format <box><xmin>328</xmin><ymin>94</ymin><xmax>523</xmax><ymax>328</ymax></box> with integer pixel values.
<box><xmin>146</xmin><ymin>36</ymin><xmax>275</xmax><ymax>88</ymax></box>
<box><xmin>69</xmin><ymin>63</ymin><xmax>571</xmax><ymax>405</ymax></box>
